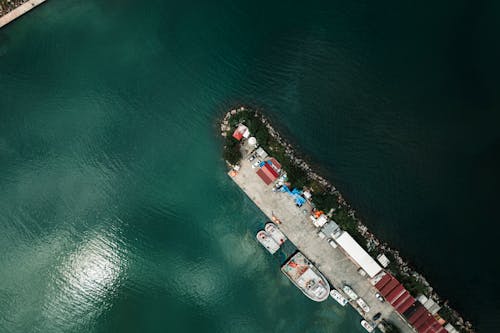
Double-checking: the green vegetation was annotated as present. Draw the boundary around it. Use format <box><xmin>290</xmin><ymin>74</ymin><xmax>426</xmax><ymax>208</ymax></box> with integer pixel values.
<box><xmin>224</xmin><ymin>108</ymin><xmax>471</xmax><ymax>333</ymax></box>
<box><xmin>224</xmin><ymin>108</ymin><xmax>367</xmax><ymax>243</ymax></box>
<box><xmin>224</xmin><ymin>109</ymin><xmax>426</xmax><ymax>295</ymax></box>
<box><xmin>222</xmin><ymin>135</ymin><xmax>241</xmax><ymax>166</ymax></box>
<box><xmin>224</xmin><ymin>109</ymin><xmax>309</xmax><ymax>186</ymax></box>
<box><xmin>383</xmin><ymin>252</ymin><xmax>429</xmax><ymax>296</ymax></box>
<box><xmin>395</xmin><ymin>272</ymin><xmax>428</xmax><ymax>296</ymax></box>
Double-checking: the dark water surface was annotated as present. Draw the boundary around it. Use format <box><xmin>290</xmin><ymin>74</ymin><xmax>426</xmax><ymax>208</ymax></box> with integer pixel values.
<box><xmin>1</xmin><ymin>1</ymin><xmax>499</xmax><ymax>332</ymax></box>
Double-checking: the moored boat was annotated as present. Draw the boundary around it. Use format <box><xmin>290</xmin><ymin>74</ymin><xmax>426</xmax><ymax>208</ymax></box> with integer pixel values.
<box><xmin>342</xmin><ymin>285</ymin><xmax>359</xmax><ymax>300</ymax></box>
<box><xmin>356</xmin><ymin>297</ymin><xmax>370</xmax><ymax>313</ymax></box>
<box><xmin>360</xmin><ymin>319</ymin><xmax>374</xmax><ymax>332</ymax></box>
<box><xmin>265</xmin><ymin>222</ymin><xmax>287</xmax><ymax>245</ymax></box>
<box><xmin>281</xmin><ymin>252</ymin><xmax>330</xmax><ymax>302</ymax></box>
<box><xmin>329</xmin><ymin>289</ymin><xmax>348</xmax><ymax>306</ymax></box>
<box><xmin>256</xmin><ymin>230</ymin><xmax>280</xmax><ymax>254</ymax></box>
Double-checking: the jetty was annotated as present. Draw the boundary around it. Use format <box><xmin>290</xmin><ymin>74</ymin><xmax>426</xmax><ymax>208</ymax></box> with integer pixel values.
<box><xmin>0</xmin><ymin>0</ymin><xmax>46</xmax><ymax>29</ymax></box>
<box><xmin>231</xmin><ymin>157</ymin><xmax>414</xmax><ymax>332</ymax></box>
<box><xmin>222</xmin><ymin>107</ymin><xmax>471</xmax><ymax>333</ymax></box>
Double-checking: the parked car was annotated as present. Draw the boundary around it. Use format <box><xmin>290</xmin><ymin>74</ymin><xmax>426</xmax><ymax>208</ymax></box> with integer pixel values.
<box><xmin>375</xmin><ymin>293</ymin><xmax>384</xmax><ymax>302</ymax></box>
<box><xmin>372</xmin><ymin>312</ymin><xmax>382</xmax><ymax>321</ymax></box>
<box><xmin>248</xmin><ymin>154</ymin><xmax>255</xmax><ymax>162</ymax></box>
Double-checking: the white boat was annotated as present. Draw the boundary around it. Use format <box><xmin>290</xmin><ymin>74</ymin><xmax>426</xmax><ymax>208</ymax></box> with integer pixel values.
<box><xmin>361</xmin><ymin>320</ymin><xmax>374</xmax><ymax>332</ymax></box>
<box><xmin>356</xmin><ymin>297</ymin><xmax>370</xmax><ymax>313</ymax></box>
<box><xmin>342</xmin><ymin>285</ymin><xmax>359</xmax><ymax>300</ymax></box>
<box><xmin>329</xmin><ymin>289</ymin><xmax>348</xmax><ymax>306</ymax></box>
<box><xmin>265</xmin><ymin>222</ymin><xmax>287</xmax><ymax>245</ymax></box>
<box><xmin>256</xmin><ymin>230</ymin><xmax>280</xmax><ymax>254</ymax></box>
<box><xmin>281</xmin><ymin>252</ymin><xmax>330</xmax><ymax>302</ymax></box>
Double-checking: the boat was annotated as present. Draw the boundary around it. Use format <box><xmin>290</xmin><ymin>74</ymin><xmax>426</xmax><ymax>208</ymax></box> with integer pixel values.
<box><xmin>281</xmin><ymin>252</ymin><xmax>330</xmax><ymax>302</ymax></box>
<box><xmin>356</xmin><ymin>297</ymin><xmax>370</xmax><ymax>313</ymax></box>
<box><xmin>256</xmin><ymin>230</ymin><xmax>280</xmax><ymax>254</ymax></box>
<box><xmin>265</xmin><ymin>222</ymin><xmax>287</xmax><ymax>245</ymax></box>
<box><xmin>342</xmin><ymin>285</ymin><xmax>359</xmax><ymax>300</ymax></box>
<box><xmin>360</xmin><ymin>320</ymin><xmax>374</xmax><ymax>332</ymax></box>
<box><xmin>329</xmin><ymin>289</ymin><xmax>348</xmax><ymax>306</ymax></box>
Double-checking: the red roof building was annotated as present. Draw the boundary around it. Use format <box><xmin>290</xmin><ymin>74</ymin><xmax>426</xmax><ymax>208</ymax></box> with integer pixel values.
<box><xmin>232</xmin><ymin>129</ymin><xmax>243</xmax><ymax>141</ymax></box>
<box><xmin>380</xmin><ymin>278</ymin><xmax>400</xmax><ymax>297</ymax></box>
<box><xmin>256</xmin><ymin>162</ymin><xmax>279</xmax><ymax>185</ymax></box>
<box><xmin>386</xmin><ymin>284</ymin><xmax>405</xmax><ymax>304</ymax></box>
<box><xmin>375</xmin><ymin>273</ymin><xmax>392</xmax><ymax>290</ymax></box>
<box><xmin>256</xmin><ymin>168</ymin><xmax>273</xmax><ymax>185</ymax></box>
<box><xmin>393</xmin><ymin>292</ymin><xmax>413</xmax><ymax>313</ymax></box>
<box><xmin>269</xmin><ymin>157</ymin><xmax>281</xmax><ymax>171</ymax></box>
<box><xmin>263</xmin><ymin>163</ymin><xmax>279</xmax><ymax>178</ymax></box>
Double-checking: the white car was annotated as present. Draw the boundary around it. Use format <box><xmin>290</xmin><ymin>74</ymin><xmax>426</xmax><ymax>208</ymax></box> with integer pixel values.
<box><xmin>375</xmin><ymin>292</ymin><xmax>384</xmax><ymax>302</ymax></box>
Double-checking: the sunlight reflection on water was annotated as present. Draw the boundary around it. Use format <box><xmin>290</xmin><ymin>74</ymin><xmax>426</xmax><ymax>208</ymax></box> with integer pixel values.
<box><xmin>42</xmin><ymin>228</ymin><xmax>126</xmax><ymax>330</ymax></box>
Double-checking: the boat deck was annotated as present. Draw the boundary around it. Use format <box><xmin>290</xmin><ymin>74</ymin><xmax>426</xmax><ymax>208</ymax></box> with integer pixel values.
<box><xmin>281</xmin><ymin>252</ymin><xmax>329</xmax><ymax>302</ymax></box>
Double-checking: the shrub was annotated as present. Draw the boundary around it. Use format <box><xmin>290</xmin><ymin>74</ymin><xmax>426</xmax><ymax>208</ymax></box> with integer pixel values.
<box><xmin>223</xmin><ymin>137</ymin><xmax>241</xmax><ymax>165</ymax></box>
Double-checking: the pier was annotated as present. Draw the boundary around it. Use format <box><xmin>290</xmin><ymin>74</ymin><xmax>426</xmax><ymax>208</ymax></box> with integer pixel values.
<box><xmin>230</xmin><ymin>157</ymin><xmax>415</xmax><ymax>333</ymax></box>
<box><xmin>0</xmin><ymin>0</ymin><xmax>47</xmax><ymax>29</ymax></box>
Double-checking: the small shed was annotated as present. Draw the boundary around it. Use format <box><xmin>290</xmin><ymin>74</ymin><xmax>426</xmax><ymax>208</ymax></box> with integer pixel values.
<box><xmin>322</xmin><ymin>221</ymin><xmax>340</xmax><ymax>237</ymax></box>
<box><xmin>255</xmin><ymin>147</ymin><xmax>268</xmax><ymax>159</ymax></box>
<box><xmin>269</xmin><ymin>157</ymin><xmax>281</xmax><ymax>171</ymax></box>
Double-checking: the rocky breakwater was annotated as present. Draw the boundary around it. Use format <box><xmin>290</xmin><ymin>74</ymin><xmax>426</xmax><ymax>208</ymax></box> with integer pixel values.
<box><xmin>219</xmin><ymin>106</ymin><xmax>475</xmax><ymax>333</ymax></box>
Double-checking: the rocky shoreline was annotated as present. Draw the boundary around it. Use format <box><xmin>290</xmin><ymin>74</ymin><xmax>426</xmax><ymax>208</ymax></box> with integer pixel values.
<box><xmin>220</xmin><ymin>106</ymin><xmax>474</xmax><ymax>333</ymax></box>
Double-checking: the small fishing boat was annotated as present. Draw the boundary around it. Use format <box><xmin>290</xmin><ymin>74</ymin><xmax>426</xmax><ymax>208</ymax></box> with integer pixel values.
<box><xmin>342</xmin><ymin>285</ymin><xmax>359</xmax><ymax>300</ymax></box>
<box><xmin>360</xmin><ymin>320</ymin><xmax>374</xmax><ymax>332</ymax></box>
<box><xmin>256</xmin><ymin>230</ymin><xmax>280</xmax><ymax>254</ymax></box>
<box><xmin>281</xmin><ymin>252</ymin><xmax>330</xmax><ymax>302</ymax></box>
<box><xmin>265</xmin><ymin>222</ymin><xmax>287</xmax><ymax>245</ymax></box>
<box><xmin>329</xmin><ymin>289</ymin><xmax>348</xmax><ymax>306</ymax></box>
<box><xmin>356</xmin><ymin>297</ymin><xmax>370</xmax><ymax>313</ymax></box>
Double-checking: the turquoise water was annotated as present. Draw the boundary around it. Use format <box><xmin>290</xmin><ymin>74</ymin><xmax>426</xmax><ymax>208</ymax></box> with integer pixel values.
<box><xmin>1</xmin><ymin>0</ymin><xmax>499</xmax><ymax>332</ymax></box>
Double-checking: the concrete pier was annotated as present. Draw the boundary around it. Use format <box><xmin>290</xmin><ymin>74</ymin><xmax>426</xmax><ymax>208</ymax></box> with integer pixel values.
<box><xmin>0</xmin><ymin>0</ymin><xmax>47</xmax><ymax>29</ymax></box>
<box><xmin>230</xmin><ymin>158</ymin><xmax>415</xmax><ymax>333</ymax></box>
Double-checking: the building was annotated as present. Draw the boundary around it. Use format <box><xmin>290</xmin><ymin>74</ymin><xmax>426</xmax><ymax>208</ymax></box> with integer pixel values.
<box><xmin>404</xmin><ymin>302</ymin><xmax>448</xmax><ymax>333</ymax></box>
<box><xmin>374</xmin><ymin>272</ymin><xmax>416</xmax><ymax>314</ymax></box>
<box><xmin>321</xmin><ymin>221</ymin><xmax>340</xmax><ymax>238</ymax></box>
<box><xmin>232</xmin><ymin>124</ymin><xmax>250</xmax><ymax>141</ymax></box>
<box><xmin>255</xmin><ymin>147</ymin><xmax>268</xmax><ymax>159</ymax></box>
<box><xmin>335</xmin><ymin>231</ymin><xmax>382</xmax><ymax>278</ymax></box>
<box><xmin>269</xmin><ymin>157</ymin><xmax>281</xmax><ymax>172</ymax></box>
<box><xmin>444</xmin><ymin>323</ymin><xmax>459</xmax><ymax>333</ymax></box>
<box><xmin>417</xmin><ymin>295</ymin><xmax>442</xmax><ymax>315</ymax></box>
<box><xmin>256</xmin><ymin>162</ymin><xmax>279</xmax><ymax>185</ymax></box>
<box><xmin>310</xmin><ymin>213</ymin><xmax>328</xmax><ymax>227</ymax></box>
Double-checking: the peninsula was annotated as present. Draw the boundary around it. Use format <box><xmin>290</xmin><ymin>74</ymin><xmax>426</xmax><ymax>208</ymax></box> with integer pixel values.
<box><xmin>0</xmin><ymin>0</ymin><xmax>46</xmax><ymax>29</ymax></box>
<box><xmin>220</xmin><ymin>106</ymin><xmax>474</xmax><ymax>333</ymax></box>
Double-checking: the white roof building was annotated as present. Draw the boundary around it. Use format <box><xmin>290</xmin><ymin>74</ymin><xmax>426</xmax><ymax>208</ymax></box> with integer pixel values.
<box><xmin>444</xmin><ymin>324</ymin><xmax>459</xmax><ymax>333</ymax></box>
<box><xmin>335</xmin><ymin>231</ymin><xmax>382</xmax><ymax>278</ymax></box>
<box><xmin>321</xmin><ymin>221</ymin><xmax>340</xmax><ymax>238</ymax></box>
<box><xmin>255</xmin><ymin>147</ymin><xmax>268</xmax><ymax>159</ymax></box>
<box><xmin>236</xmin><ymin>124</ymin><xmax>250</xmax><ymax>138</ymax></box>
